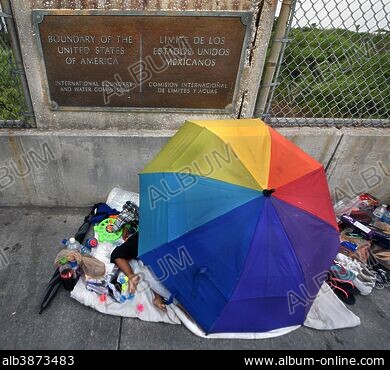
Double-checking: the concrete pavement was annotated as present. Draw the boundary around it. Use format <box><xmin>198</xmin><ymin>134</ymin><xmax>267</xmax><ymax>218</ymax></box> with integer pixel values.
<box><xmin>0</xmin><ymin>207</ymin><xmax>389</xmax><ymax>350</ymax></box>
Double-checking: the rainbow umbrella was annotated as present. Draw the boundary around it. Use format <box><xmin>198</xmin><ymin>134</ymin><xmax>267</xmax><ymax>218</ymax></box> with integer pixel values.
<box><xmin>138</xmin><ymin>119</ymin><xmax>339</xmax><ymax>334</ymax></box>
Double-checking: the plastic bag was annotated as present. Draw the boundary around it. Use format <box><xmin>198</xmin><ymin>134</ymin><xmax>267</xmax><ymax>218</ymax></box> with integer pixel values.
<box><xmin>54</xmin><ymin>250</ymin><xmax>106</xmax><ymax>279</ymax></box>
<box><xmin>106</xmin><ymin>187</ymin><xmax>139</xmax><ymax>210</ymax></box>
<box><xmin>82</xmin><ymin>254</ymin><xmax>106</xmax><ymax>280</ymax></box>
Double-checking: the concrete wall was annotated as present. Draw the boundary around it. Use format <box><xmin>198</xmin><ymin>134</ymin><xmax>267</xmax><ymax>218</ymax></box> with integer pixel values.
<box><xmin>1</xmin><ymin>126</ymin><xmax>388</xmax><ymax>207</ymax></box>
<box><xmin>327</xmin><ymin>128</ymin><xmax>390</xmax><ymax>204</ymax></box>
<box><xmin>0</xmin><ymin>129</ymin><xmax>170</xmax><ymax>206</ymax></box>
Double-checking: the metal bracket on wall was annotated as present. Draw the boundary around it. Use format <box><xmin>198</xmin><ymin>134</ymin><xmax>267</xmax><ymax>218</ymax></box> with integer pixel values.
<box><xmin>272</xmin><ymin>38</ymin><xmax>290</xmax><ymax>43</ymax></box>
<box><xmin>261</xmin><ymin>82</ymin><xmax>279</xmax><ymax>87</ymax></box>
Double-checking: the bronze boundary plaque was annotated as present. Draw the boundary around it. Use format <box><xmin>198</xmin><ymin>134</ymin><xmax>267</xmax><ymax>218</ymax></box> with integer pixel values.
<box><xmin>32</xmin><ymin>10</ymin><xmax>252</xmax><ymax>113</ymax></box>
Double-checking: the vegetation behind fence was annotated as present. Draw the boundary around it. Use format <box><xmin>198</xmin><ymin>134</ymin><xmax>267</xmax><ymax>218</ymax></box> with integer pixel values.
<box><xmin>0</xmin><ymin>4</ymin><xmax>32</xmax><ymax>127</ymax></box>
<box><xmin>263</xmin><ymin>0</ymin><xmax>390</xmax><ymax>127</ymax></box>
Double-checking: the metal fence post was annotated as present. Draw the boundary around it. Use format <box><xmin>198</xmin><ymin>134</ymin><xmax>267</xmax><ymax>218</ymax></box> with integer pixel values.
<box><xmin>257</xmin><ymin>0</ymin><xmax>295</xmax><ymax>117</ymax></box>
<box><xmin>0</xmin><ymin>0</ymin><xmax>35</xmax><ymax>127</ymax></box>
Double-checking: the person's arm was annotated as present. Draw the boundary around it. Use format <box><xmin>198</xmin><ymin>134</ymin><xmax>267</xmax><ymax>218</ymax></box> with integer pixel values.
<box><xmin>113</xmin><ymin>258</ymin><xmax>138</xmax><ymax>293</ymax></box>
<box><xmin>114</xmin><ymin>257</ymin><xmax>134</xmax><ymax>277</ymax></box>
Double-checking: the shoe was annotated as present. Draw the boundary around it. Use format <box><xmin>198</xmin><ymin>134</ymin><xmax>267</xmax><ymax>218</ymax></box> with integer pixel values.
<box><xmin>328</xmin><ymin>275</ymin><xmax>359</xmax><ymax>295</ymax></box>
<box><xmin>327</xmin><ymin>280</ymin><xmax>356</xmax><ymax>305</ymax></box>
<box><xmin>329</xmin><ymin>262</ymin><xmax>355</xmax><ymax>281</ymax></box>
<box><xmin>371</xmin><ymin>267</ymin><xmax>390</xmax><ymax>289</ymax></box>
<box><xmin>336</xmin><ymin>253</ymin><xmax>376</xmax><ymax>286</ymax></box>
<box><xmin>352</xmin><ymin>276</ymin><xmax>374</xmax><ymax>295</ymax></box>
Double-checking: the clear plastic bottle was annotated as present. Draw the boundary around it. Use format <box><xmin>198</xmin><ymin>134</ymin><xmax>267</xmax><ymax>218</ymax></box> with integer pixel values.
<box><xmin>68</xmin><ymin>259</ymin><xmax>79</xmax><ymax>278</ymax></box>
<box><xmin>80</xmin><ymin>245</ymin><xmax>91</xmax><ymax>255</ymax></box>
<box><xmin>373</xmin><ymin>204</ymin><xmax>387</xmax><ymax>222</ymax></box>
<box><xmin>62</xmin><ymin>237</ymin><xmax>82</xmax><ymax>251</ymax></box>
<box><xmin>381</xmin><ymin>208</ymin><xmax>390</xmax><ymax>224</ymax></box>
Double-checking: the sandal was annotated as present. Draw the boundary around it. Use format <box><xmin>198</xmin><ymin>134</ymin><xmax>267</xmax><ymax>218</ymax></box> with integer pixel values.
<box><xmin>327</xmin><ymin>280</ymin><xmax>356</xmax><ymax>305</ymax></box>
<box><xmin>328</xmin><ymin>275</ymin><xmax>360</xmax><ymax>295</ymax></box>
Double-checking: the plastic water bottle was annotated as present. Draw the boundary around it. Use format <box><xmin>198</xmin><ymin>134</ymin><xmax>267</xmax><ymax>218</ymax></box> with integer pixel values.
<box><xmin>373</xmin><ymin>204</ymin><xmax>387</xmax><ymax>222</ymax></box>
<box><xmin>62</xmin><ymin>237</ymin><xmax>81</xmax><ymax>251</ymax></box>
<box><xmin>381</xmin><ymin>208</ymin><xmax>390</xmax><ymax>224</ymax></box>
<box><xmin>85</xmin><ymin>237</ymin><xmax>98</xmax><ymax>249</ymax></box>
<box><xmin>79</xmin><ymin>238</ymin><xmax>98</xmax><ymax>255</ymax></box>
<box><xmin>68</xmin><ymin>259</ymin><xmax>80</xmax><ymax>276</ymax></box>
<box><xmin>80</xmin><ymin>245</ymin><xmax>91</xmax><ymax>255</ymax></box>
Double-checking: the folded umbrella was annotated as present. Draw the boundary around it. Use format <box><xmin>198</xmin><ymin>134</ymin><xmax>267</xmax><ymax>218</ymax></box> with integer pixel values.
<box><xmin>38</xmin><ymin>268</ymin><xmax>62</xmax><ymax>314</ymax></box>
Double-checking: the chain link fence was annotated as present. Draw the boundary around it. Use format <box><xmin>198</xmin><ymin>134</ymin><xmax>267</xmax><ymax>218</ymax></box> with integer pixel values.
<box><xmin>259</xmin><ymin>0</ymin><xmax>390</xmax><ymax>127</ymax></box>
<box><xmin>0</xmin><ymin>2</ymin><xmax>34</xmax><ymax>128</ymax></box>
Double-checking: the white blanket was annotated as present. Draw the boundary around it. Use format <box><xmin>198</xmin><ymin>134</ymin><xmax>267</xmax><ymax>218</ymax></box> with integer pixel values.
<box><xmin>71</xmin><ymin>242</ymin><xmax>180</xmax><ymax>324</ymax></box>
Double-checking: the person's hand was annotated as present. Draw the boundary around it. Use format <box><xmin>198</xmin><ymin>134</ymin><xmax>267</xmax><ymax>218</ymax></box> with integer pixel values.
<box><xmin>128</xmin><ymin>274</ymin><xmax>139</xmax><ymax>294</ymax></box>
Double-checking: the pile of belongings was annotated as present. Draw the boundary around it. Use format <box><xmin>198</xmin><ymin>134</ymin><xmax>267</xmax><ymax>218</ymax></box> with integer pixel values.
<box><xmin>70</xmin><ymin>188</ymin><xmax>179</xmax><ymax>325</ymax></box>
<box><xmin>43</xmin><ymin>186</ymin><xmax>368</xmax><ymax>338</ymax></box>
<box><xmin>63</xmin><ymin>188</ymin><xmax>367</xmax><ymax>338</ymax></box>
<box><xmin>40</xmin><ymin>187</ymin><xmax>179</xmax><ymax>325</ymax></box>
<box><xmin>328</xmin><ymin>193</ymin><xmax>390</xmax><ymax>305</ymax></box>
